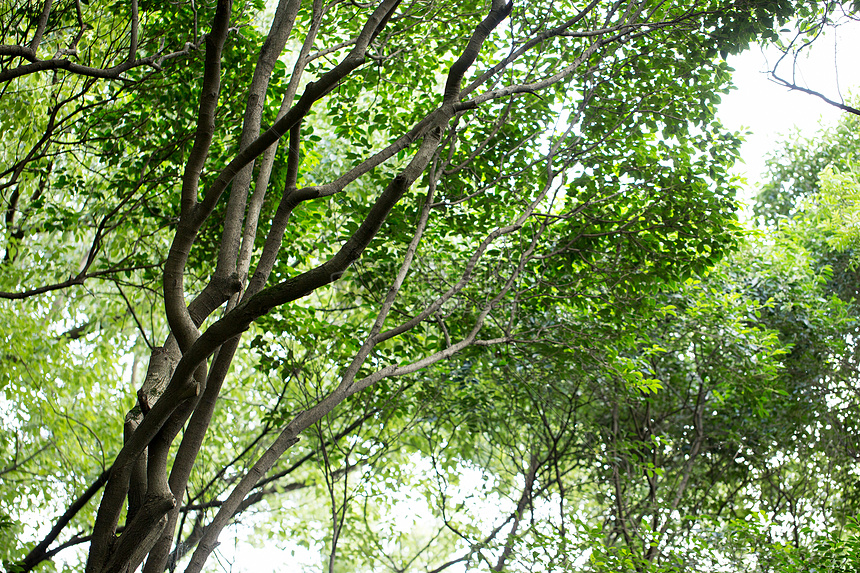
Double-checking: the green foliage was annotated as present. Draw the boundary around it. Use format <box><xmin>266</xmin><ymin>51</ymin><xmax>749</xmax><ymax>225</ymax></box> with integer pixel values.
<box><xmin>717</xmin><ymin>515</ymin><xmax>860</xmax><ymax>573</ymax></box>
<box><xmin>249</xmin><ymin>230</ymin><xmax>853</xmax><ymax>572</ymax></box>
<box><xmin>1</xmin><ymin>1</ymin><xmax>857</xmax><ymax>572</ymax></box>
<box><xmin>0</xmin><ymin>295</ymin><xmax>133</xmax><ymax>566</ymax></box>
<box><xmin>755</xmin><ymin>109</ymin><xmax>860</xmax><ymax>224</ymax></box>
<box><xmin>809</xmin><ymin>162</ymin><xmax>860</xmax><ymax>256</ymax></box>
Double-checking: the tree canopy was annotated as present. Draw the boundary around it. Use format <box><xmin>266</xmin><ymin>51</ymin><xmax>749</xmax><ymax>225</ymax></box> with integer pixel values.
<box><xmin>1</xmin><ymin>1</ymin><xmax>859</xmax><ymax>572</ymax></box>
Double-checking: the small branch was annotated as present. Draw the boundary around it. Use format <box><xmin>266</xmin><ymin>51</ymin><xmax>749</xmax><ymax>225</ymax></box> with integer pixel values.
<box><xmin>0</xmin><ymin>36</ymin><xmax>202</xmax><ymax>83</ymax></box>
<box><xmin>129</xmin><ymin>0</ymin><xmax>139</xmax><ymax>62</ymax></box>
<box><xmin>0</xmin><ymin>275</ymin><xmax>85</xmax><ymax>299</ymax></box>
<box><xmin>443</xmin><ymin>1</ymin><xmax>513</xmax><ymax>104</ymax></box>
<box><xmin>28</xmin><ymin>0</ymin><xmax>53</xmax><ymax>54</ymax></box>
<box><xmin>114</xmin><ymin>282</ymin><xmax>154</xmax><ymax>350</ymax></box>
<box><xmin>0</xmin><ymin>444</ymin><xmax>49</xmax><ymax>478</ymax></box>
<box><xmin>769</xmin><ymin>73</ymin><xmax>860</xmax><ymax>116</ymax></box>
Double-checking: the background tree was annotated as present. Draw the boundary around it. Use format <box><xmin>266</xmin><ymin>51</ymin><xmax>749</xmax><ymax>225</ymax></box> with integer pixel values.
<box><xmin>754</xmin><ymin>111</ymin><xmax>860</xmax><ymax>225</ymax></box>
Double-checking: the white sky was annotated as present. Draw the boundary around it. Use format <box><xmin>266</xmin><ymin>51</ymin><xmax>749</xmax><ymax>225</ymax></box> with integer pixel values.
<box><xmin>718</xmin><ymin>19</ymin><xmax>860</xmax><ymax>205</ymax></box>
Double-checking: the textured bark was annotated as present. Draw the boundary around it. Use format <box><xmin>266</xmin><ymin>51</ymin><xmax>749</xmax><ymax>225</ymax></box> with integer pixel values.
<box><xmin>86</xmin><ymin>3</ymin><xmax>237</xmax><ymax>569</ymax></box>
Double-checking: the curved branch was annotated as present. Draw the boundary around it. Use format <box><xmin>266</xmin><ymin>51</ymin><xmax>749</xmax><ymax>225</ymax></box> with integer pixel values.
<box><xmin>0</xmin><ymin>44</ymin><xmax>199</xmax><ymax>84</ymax></box>
<box><xmin>769</xmin><ymin>72</ymin><xmax>860</xmax><ymax>116</ymax></box>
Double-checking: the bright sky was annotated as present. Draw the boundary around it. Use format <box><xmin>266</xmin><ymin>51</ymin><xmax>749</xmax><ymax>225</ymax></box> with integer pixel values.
<box><xmin>718</xmin><ymin>19</ymin><xmax>860</xmax><ymax>205</ymax></box>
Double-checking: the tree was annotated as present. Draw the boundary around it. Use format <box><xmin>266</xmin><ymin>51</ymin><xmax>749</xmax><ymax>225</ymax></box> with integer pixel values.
<box><xmin>0</xmin><ymin>1</ymin><xmax>834</xmax><ymax>572</ymax></box>
<box><xmin>733</xmin><ymin>105</ymin><xmax>860</xmax><ymax>573</ymax></box>
<box><xmin>754</xmin><ymin>110</ymin><xmax>860</xmax><ymax>225</ymax></box>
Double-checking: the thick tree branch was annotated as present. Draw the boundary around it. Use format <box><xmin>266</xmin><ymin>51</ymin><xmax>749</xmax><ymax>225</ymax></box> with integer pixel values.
<box><xmin>180</xmin><ymin>125</ymin><xmax>442</xmax><ymax>573</ymax></box>
<box><xmin>163</xmin><ymin>0</ymin><xmax>235</xmax><ymax>355</ymax></box>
